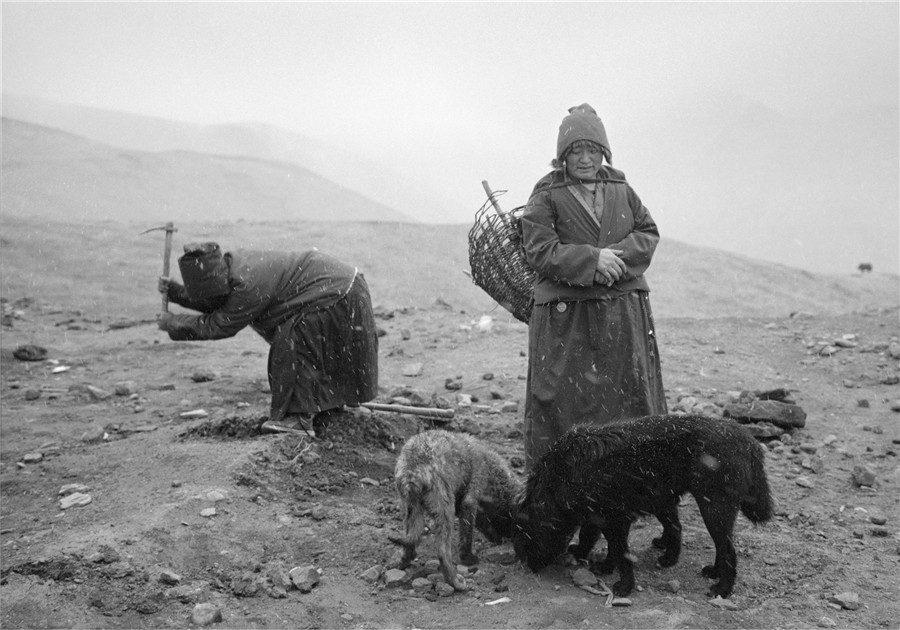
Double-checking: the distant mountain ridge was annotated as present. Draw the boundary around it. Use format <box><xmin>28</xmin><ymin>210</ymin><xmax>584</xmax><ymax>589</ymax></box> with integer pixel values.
<box><xmin>2</xmin><ymin>92</ymin><xmax>897</xmax><ymax>274</ymax></box>
<box><xmin>0</xmin><ymin>93</ymin><xmax>457</xmax><ymax>224</ymax></box>
<box><xmin>1</xmin><ymin>118</ymin><xmax>413</xmax><ymax>223</ymax></box>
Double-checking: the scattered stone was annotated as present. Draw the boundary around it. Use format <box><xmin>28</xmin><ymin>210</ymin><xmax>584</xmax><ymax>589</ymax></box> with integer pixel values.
<box><xmin>22</xmin><ymin>452</ymin><xmax>43</xmax><ymax>464</ymax></box>
<box><xmin>444</xmin><ymin>378</ymin><xmax>463</xmax><ymax>391</ymax></box>
<box><xmin>822</xmin><ymin>434</ymin><xmax>838</xmax><ymax>446</ymax></box>
<box><xmin>401</xmin><ymin>363</ymin><xmax>423</xmax><ymax>377</ymax></box>
<box><xmin>500</xmin><ymin>400</ymin><xmax>519</xmax><ymax>413</ymax></box>
<box><xmin>436</xmin><ymin>582</ymin><xmax>455</xmax><ymax>597</ymax></box>
<box><xmin>267</xmin><ymin>585</ymin><xmax>288</xmax><ymax>599</ymax></box>
<box><xmin>741</xmin><ymin>422</ymin><xmax>785</xmax><ymax>440</ymax></box>
<box><xmin>891</xmin><ymin>401</ymin><xmax>900</xmax><ymax>413</ymax></box>
<box><xmin>870</xmin><ymin>515</ymin><xmax>887</xmax><ymax>526</ymax></box>
<box><xmin>666</xmin><ymin>579</ymin><xmax>681</xmax><ymax>593</ymax></box>
<box><xmin>383</xmin><ymin>568</ymin><xmax>408</xmax><ymax>588</ymax></box>
<box><xmin>801</xmin><ymin>456</ymin><xmax>825</xmax><ymax>474</ymax></box>
<box><xmin>79</xmin><ymin>424</ymin><xmax>107</xmax><ymax>443</ymax></box>
<box><xmin>360</xmin><ymin>477</ymin><xmax>380</xmax><ymax>486</ymax></box>
<box><xmin>159</xmin><ymin>570</ymin><xmax>182</xmax><ymax>585</ymax></box>
<box><xmin>59</xmin><ymin>483</ymin><xmax>90</xmax><ymax>496</ymax></box>
<box><xmin>611</xmin><ymin>597</ymin><xmax>633</xmax><ymax>607</ymax></box>
<box><xmin>412</xmin><ymin>577</ymin><xmax>433</xmax><ymax>594</ymax></box>
<box><xmin>289</xmin><ymin>565</ymin><xmax>320</xmax><ymax>593</ymax></box>
<box><xmin>13</xmin><ymin>344</ymin><xmax>48</xmax><ymax>361</ymax></box>
<box><xmin>206</xmin><ymin>491</ymin><xmax>227</xmax><ymax>503</ymax></box>
<box><xmin>191</xmin><ymin>370</ymin><xmax>216</xmax><ymax>383</ymax></box>
<box><xmin>828</xmin><ymin>592</ymin><xmax>860</xmax><ymax>610</ymax></box>
<box><xmin>572</xmin><ymin>567</ymin><xmax>597</xmax><ymax>588</ymax></box>
<box><xmin>165</xmin><ymin>582</ymin><xmax>208</xmax><ymax>604</ymax></box>
<box><xmin>84</xmin><ymin>385</ymin><xmax>112</xmax><ymax>401</ymax></box>
<box><xmin>709</xmin><ymin>596</ymin><xmax>738</xmax><ymax>610</ymax></box>
<box><xmin>24</xmin><ymin>389</ymin><xmax>41</xmax><ymax>401</ymax></box>
<box><xmin>180</xmin><ymin>409</ymin><xmax>209</xmax><ymax>419</ymax></box>
<box><xmin>135</xmin><ymin>593</ymin><xmax>164</xmax><ymax>615</ymax></box>
<box><xmin>795</xmin><ymin>477</ymin><xmax>814</xmax><ymax>489</ymax></box>
<box><xmin>456</xmin><ymin>393</ymin><xmax>473</xmax><ymax>407</ymax></box>
<box><xmin>724</xmin><ymin>400</ymin><xmax>806</xmax><ymax>429</ymax></box>
<box><xmin>113</xmin><ymin>381</ymin><xmax>138</xmax><ymax>396</ymax></box>
<box><xmin>200</xmin><ymin>508</ymin><xmax>217</xmax><ymax>518</ymax></box>
<box><xmin>481</xmin><ymin>545</ymin><xmax>517</xmax><ymax>565</ymax></box>
<box><xmin>857</xmin><ymin>399</ymin><xmax>870</xmax><ymax>408</ymax></box>
<box><xmin>190</xmin><ymin>602</ymin><xmax>223</xmax><ymax>626</ymax></box>
<box><xmin>59</xmin><ymin>492</ymin><xmax>92</xmax><ymax>509</ymax></box>
<box><xmin>851</xmin><ymin>465</ymin><xmax>876</xmax><ymax>488</ymax></box>
<box><xmin>360</xmin><ymin>565</ymin><xmax>382</xmax><ymax>584</ymax></box>
<box><xmin>817</xmin><ymin>616</ymin><xmax>837</xmax><ymax>628</ymax></box>
<box><xmin>230</xmin><ymin>572</ymin><xmax>259</xmax><ymax>597</ymax></box>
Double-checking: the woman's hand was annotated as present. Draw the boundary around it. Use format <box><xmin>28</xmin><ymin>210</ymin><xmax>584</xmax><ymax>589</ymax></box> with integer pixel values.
<box><xmin>595</xmin><ymin>248</ymin><xmax>626</xmax><ymax>286</ymax></box>
<box><xmin>158</xmin><ymin>275</ymin><xmax>172</xmax><ymax>296</ymax></box>
<box><xmin>157</xmin><ymin>311</ymin><xmax>174</xmax><ymax>332</ymax></box>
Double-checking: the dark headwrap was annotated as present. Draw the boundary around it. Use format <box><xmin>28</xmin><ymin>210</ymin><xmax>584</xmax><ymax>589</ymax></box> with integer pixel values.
<box><xmin>178</xmin><ymin>242</ymin><xmax>230</xmax><ymax>300</ymax></box>
<box><xmin>557</xmin><ymin>103</ymin><xmax>612</xmax><ymax>164</ymax></box>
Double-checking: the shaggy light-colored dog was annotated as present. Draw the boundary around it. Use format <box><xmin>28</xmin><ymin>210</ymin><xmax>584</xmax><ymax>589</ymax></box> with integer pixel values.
<box><xmin>387</xmin><ymin>429</ymin><xmax>520</xmax><ymax>591</ymax></box>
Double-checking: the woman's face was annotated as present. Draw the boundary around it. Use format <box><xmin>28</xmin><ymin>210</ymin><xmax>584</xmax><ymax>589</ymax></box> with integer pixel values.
<box><xmin>564</xmin><ymin>141</ymin><xmax>603</xmax><ymax>180</ymax></box>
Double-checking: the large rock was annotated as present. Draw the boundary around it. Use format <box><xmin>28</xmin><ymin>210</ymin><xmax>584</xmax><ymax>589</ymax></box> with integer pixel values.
<box><xmin>724</xmin><ymin>400</ymin><xmax>806</xmax><ymax>429</ymax></box>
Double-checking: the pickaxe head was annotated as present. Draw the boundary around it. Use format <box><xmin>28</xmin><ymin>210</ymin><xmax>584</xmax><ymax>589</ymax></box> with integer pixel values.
<box><xmin>139</xmin><ymin>222</ymin><xmax>177</xmax><ymax>236</ymax></box>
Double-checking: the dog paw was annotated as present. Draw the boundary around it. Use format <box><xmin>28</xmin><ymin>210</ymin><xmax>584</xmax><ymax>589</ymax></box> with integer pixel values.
<box><xmin>656</xmin><ymin>551</ymin><xmax>679</xmax><ymax>568</ymax></box>
<box><xmin>707</xmin><ymin>583</ymin><xmax>732</xmax><ymax>599</ymax></box>
<box><xmin>701</xmin><ymin>564</ymin><xmax>720</xmax><ymax>579</ymax></box>
<box><xmin>611</xmin><ymin>579</ymin><xmax>634</xmax><ymax>597</ymax></box>
<box><xmin>593</xmin><ymin>557</ymin><xmax>616</xmax><ymax>574</ymax></box>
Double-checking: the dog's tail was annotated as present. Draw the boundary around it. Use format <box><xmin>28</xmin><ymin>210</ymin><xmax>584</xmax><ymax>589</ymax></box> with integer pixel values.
<box><xmin>741</xmin><ymin>443</ymin><xmax>774</xmax><ymax>523</ymax></box>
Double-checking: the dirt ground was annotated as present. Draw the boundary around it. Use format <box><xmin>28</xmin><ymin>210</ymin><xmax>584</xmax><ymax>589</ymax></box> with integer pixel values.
<box><xmin>1</xmin><ymin>294</ymin><xmax>898</xmax><ymax>629</ymax></box>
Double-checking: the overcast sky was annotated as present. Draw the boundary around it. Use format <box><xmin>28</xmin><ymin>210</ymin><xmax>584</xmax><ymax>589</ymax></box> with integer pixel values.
<box><xmin>2</xmin><ymin>1</ymin><xmax>898</xmax><ymax>267</ymax></box>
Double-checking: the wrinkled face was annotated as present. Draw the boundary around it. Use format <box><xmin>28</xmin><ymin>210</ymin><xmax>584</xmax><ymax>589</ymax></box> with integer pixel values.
<box><xmin>564</xmin><ymin>140</ymin><xmax>604</xmax><ymax>181</ymax></box>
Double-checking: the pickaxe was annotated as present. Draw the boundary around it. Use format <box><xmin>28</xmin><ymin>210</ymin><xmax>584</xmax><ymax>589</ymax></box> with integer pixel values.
<box><xmin>139</xmin><ymin>222</ymin><xmax>177</xmax><ymax>314</ymax></box>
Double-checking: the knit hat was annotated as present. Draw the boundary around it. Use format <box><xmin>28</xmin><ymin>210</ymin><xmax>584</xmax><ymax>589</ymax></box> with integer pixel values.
<box><xmin>556</xmin><ymin>103</ymin><xmax>612</xmax><ymax>164</ymax></box>
<box><xmin>178</xmin><ymin>242</ymin><xmax>230</xmax><ymax>300</ymax></box>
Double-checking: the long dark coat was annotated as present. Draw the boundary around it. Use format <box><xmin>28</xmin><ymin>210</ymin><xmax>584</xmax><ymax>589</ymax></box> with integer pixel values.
<box><xmin>164</xmin><ymin>248</ymin><xmax>378</xmax><ymax>422</ymax></box>
<box><xmin>520</xmin><ymin>166</ymin><xmax>667</xmax><ymax>465</ymax></box>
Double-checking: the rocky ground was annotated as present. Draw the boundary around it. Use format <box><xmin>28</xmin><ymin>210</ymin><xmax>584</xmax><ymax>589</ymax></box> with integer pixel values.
<box><xmin>1</xmin><ymin>294</ymin><xmax>899</xmax><ymax>629</ymax></box>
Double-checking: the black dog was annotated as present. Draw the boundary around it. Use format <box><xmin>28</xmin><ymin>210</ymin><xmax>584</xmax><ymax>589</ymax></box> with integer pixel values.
<box><xmin>512</xmin><ymin>414</ymin><xmax>773</xmax><ymax>598</ymax></box>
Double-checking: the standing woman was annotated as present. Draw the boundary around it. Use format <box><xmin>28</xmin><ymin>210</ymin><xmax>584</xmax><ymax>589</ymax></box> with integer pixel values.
<box><xmin>520</xmin><ymin>103</ymin><xmax>667</xmax><ymax>466</ymax></box>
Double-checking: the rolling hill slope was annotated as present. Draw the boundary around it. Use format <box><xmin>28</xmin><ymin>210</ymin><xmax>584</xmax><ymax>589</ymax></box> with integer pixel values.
<box><xmin>1</xmin><ymin>118</ymin><xmax>412</xmax><ymax>223</ymax></box>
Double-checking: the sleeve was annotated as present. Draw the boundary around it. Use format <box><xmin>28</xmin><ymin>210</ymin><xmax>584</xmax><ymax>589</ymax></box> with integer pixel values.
<box><xmin>520</xmin><ymin>188</ymin><xmax>600</xmax><ymax>287</ymax></box>
<box><xmin>165</xmin><ymin>269</ymin><xmax>277</xmax><ymax>340</ymax></box>
<box><xmin>167</xmin><ymin>281</ymin><xmax>227</xmax><ymax>313</ymax></box>
<box><xmin>609</xmin><ymin>185</ymin><xmax>660</xmax><ymax>281</ymax></box>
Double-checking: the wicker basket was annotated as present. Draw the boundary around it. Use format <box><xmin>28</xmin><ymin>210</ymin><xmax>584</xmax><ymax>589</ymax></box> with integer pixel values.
<box><xmin>468</xmin><ymin>199</ymin><xmax>535</xmax><ymax>323</ymax></box>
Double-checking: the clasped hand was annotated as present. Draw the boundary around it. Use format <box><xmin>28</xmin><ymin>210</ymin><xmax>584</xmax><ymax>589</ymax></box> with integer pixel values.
<box><xmin>595</xmin><ymin>248</ymin><xmax>626</xmax><ymax>287</ymax></box>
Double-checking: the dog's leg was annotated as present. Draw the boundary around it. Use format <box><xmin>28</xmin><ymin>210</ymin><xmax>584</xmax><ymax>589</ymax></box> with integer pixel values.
<box><xmin>653</xmin><ymin>502</ymin><xmax>683</xmax><ymax>568</ymax></box>
<box><xmin>457</xmin><ymin>500</ymin><xmax>479</xmax><ymax>566</ymax></box>
<box><xmin>604</xmin><ymin>515</ymin><xmax>636</xmax><ymax>596</ymax></box>
<box><xmin>697</xmin><ymin>500</ymin><xmax>739</xmax><ymax>598</ymax></box>
<box><xmin>387</xmin><ymin>499</ymin><xmax>425</xmax><ymax>569</ymax></box>
<box><xmin>568</xmin><ymin>516</ymin><xmax>602</xmax><ymax>562</ymax></box>
<box><xmin>433</xmin><ymin>499</ymin><xmax>467</xmax><ymax>591</ymax></box>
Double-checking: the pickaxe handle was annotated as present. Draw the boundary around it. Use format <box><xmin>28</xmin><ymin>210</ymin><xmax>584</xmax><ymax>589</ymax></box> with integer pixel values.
<box><xmin>161</xmin><ymin>222</ymin><xmax>174</xmax><ymax>313</ymax></box>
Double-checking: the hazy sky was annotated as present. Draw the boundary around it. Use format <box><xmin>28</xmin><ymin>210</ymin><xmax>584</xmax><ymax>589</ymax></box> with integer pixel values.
<box><xmin>2</xmin><ymin>2</ymin><xmax>898</xmax><ymax>269</ymax></box>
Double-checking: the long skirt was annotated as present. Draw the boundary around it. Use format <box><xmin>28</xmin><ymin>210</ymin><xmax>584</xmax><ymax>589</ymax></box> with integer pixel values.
<box><xmin>524</xmin><ymin>290</ymin><xmax>667</xmax><ymax>467</ymax></box>
<box><xmin>268</xmin><ymin>274</ymin><xmax>379</xmax><ymax>421</ymax></box>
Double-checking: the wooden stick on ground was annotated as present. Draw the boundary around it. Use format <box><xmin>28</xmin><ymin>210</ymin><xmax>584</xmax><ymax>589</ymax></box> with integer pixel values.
<box><xmin>361</xmin><ymin>402</ymin><xmax>454</xmax><ymax>419</ymax></box>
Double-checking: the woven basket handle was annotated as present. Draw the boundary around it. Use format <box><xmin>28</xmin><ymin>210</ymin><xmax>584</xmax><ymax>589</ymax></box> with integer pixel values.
<box><xmin>481</xmin><ymin>180</ymin><xmax>513</xmax><ymax>230</ymax></box>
